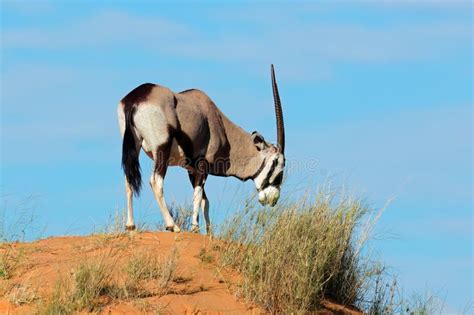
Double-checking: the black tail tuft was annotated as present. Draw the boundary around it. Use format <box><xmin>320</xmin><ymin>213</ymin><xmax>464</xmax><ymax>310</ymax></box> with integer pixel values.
<box><xmin>122</xmin><ymin>107</ymin><xmax>142</xmax><ymax>196</ymax></box>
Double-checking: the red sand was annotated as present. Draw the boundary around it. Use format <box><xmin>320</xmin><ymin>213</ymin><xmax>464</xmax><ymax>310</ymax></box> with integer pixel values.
<box><xmin>0</xmin><ymin>232</ymin><xmax>360</xmax><ymax>314</ymax></box>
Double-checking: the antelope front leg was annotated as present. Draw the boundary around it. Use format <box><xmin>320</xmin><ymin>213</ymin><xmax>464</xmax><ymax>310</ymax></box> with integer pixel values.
<box><xmin>201</xmin><ymin>190</ymin><xmax>211</xmax><ymax>235</ymax></box>
<box><xmin>191</xmin><ymin>186</ymin><xmax>203</xmax><ymax>233</ymax></box>
<box><xmin>189</xmin><ymin>168</ymin><xmax>207</xmax><ymax>233</ymax></box>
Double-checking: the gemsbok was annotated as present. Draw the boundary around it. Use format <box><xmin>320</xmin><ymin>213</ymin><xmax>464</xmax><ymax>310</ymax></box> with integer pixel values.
<box><xmin>118</xmin><ymin>65</ymin><xmax>285</xmax><ymax>233</ymax></box>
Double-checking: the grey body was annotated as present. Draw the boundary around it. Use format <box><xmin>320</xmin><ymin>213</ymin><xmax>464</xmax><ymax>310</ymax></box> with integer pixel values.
<box><xmin>118</xmin><ymin>67</ymin><xmax>285</xmax><ymax>233</ymax></box>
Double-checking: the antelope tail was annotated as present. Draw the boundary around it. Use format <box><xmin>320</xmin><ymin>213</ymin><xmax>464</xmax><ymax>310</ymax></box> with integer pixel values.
<box><xmin>122</xmin><ymin>106</ymin><xmax>142</xmax><ymax>196</ymax></box>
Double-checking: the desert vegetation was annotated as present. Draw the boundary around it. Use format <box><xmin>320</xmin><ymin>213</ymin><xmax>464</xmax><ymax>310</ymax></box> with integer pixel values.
<box><xmin>0</xmin><ymin>189</ymin><xmax>445</xmax><ymax>314</ymax></box>
<box><xmin>215</xmin><ymin>190</ymin><xmax>445</xmax><ymax>314</ymax></box>
<box><xmin>0</xmin><ymin>247</ymin><xmax>14</xmax><ymax>280</ymax></box>
<box><xmin>216</xmin><ymin>190</ymin><xmax>382</xmax><ymax>313</ymax></box>
<box><xmin>37</xmin><ymin>247</ymin><xmax>179</xmax><ymax>314</ymax></box>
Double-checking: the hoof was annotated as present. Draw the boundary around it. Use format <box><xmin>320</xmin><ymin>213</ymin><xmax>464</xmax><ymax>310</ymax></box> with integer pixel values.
<box><xmin>191</xmin><ymin>225</ymin><xmax>200</xmax><ymax>233</ymax></box>
<box><xmin>166</xmin><ymin>225</ymin><xmax>181</xmax><ymax>233</ymax></box>
<box><xmin>126</xmin><ymin>225</ymin><xmax>136</xmax><ymax>231</ymax></box>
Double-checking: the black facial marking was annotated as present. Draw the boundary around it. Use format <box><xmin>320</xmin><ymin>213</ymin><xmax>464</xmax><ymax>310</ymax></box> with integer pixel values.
<box><xmin>260</xmin><ymin>158</ymin><xmax>278</xmax><ymax>190</ymax></box>
<box><xmin>251</xmin><ymin>157</ymin><xmax>267</xmax><ymax>180</ymax></box>
<box><xmin>272</xmin><ymin>171</ymin><xmax>283</xmax><ymax>186</ymax></box>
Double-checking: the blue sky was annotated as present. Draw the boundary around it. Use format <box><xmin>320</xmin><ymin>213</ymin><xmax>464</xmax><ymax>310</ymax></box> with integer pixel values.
<box><xmin>1</xmin><ymin>1</ymin><xmax>472</xmax><ymax>311</ymax></box>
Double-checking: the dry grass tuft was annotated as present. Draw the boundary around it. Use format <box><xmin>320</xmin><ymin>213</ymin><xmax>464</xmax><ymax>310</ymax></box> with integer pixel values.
<box><xmin>216</xmin><ymin>189</ymin><xmax>446</xmax><ymax>314</ymax></box>
<box><xmin>37</xmin><ymin>278</ymin><xmax>74</xmax><ymax>314</ymax></box>
<box><xmin>169</xmin><ymin>204</ymin><xmax>193</xmax><ymax>232</ymax></box>
<box><xmin>38</xmin><ymin>254</ymin><xmax>115</xmax><ymax>313</ymax></box>
<box><xmin>71</xmin><ymin>256</ymin><xmax>114</xmax><ymax>311</ymax></box>
<box><xmin>0</xmin><ymin>247</ymin><xmax>15</xmax><ymax>279</ymax></box>
<box><xmin>38</xmin><ymin>246</ymin><xmax>180</xmax><ymax>313</ymax></box>
<box><xmin>100</xmin><ymin>209</ymin><xmax>128</xmax><ymax>235</ymax></box>
<box><xmin>366</xmin><ymin>275</ymin><xmax>446</xmax><ymax>315</ymax></box>
<box><xmin>123</xmin><ymin>247</ymin><xmax>178</xmax><ymax>298</ymax></box>
<box><xmin>217</xmin><ymin>190</ymin><xmax>384</xmax><ymax>314</ymax></box>
<box><xmin>197</xmin><ymin>247</ymin><xmax>214</xmax><ymax>264</ymax></box>
<box><xmin>7</xmin><ymin>283</ymin><xmax>37</xmax><ymax>305</ymax></box>
<box><xmin>402</xmin><ymin>292</ymin><xmax>444</xmax><ymax>315</ymax></box>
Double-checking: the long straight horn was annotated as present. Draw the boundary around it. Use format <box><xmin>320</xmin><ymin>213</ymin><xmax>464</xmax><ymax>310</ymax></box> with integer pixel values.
<box><xmin>271</xmin><ymin>64</ymin><xmax>285</xmax><ymax>154</ymax></box>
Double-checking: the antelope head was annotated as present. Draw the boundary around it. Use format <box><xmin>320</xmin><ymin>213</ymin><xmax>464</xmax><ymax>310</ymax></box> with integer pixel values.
<box><xmin>252</xmin><ymin>65</ymin><xmax>286</xmax><ymax>206</ymax></box>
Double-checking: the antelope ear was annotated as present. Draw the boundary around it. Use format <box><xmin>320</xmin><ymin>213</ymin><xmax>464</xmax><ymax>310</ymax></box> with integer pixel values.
<box><xmin>251</xmin><ymin>131</ymin><xmax>266</xmax><ymax>151</ymax></box>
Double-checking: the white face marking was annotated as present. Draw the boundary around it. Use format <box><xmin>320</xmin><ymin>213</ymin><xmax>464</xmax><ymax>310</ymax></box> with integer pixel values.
<box><xmin>258</xmin><ymin>186</ymin><xmax>280</xmax><ymax>206</ymax></box>
<box><xmin>254</xmin><ymin>156</ymin><xmax>276</xmax><ymax>189</ymax></box>
<box><xmin>269</xmin><ymin>154</ymin><xmax>284</xmax><ymax>184</ymax></box>
<box><xmin>254</xmin><ymin>152</ymin><xmax>285</xmax><ymax>206</ymax></box>
<box><xmin>254</xmin><ymin>153</ymin><xmax>284</xmax><ymax>189</ymax></box>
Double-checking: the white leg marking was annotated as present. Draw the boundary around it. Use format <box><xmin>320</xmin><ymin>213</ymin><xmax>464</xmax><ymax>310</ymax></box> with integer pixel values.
<box><xmin>201</xmin><ymin>195</ymin><xmax>210</xmax><ymax>234</ymax></box>
<box><xmin>191</xmin><ymin>186</ymin><xmax>203</xmax><ymax>233</ymax></box>
<box><xmin>125</xmin><ymin>177</ymin><xmax>136</xmax><ymax>230</ymax></box>
<box><xmin>150</xmin><ymin>173</ymin><xmax>180</xmax><ymax>232</ymax></box>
